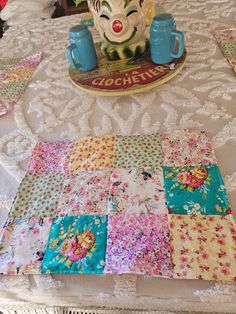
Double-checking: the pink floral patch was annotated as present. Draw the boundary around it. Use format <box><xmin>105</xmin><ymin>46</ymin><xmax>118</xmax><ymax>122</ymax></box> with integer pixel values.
<box><xmin>104</xmin><ymin>213</ymin><xmax>173</xmax><ymax>277</ymax></box>
<box><xmin>28</xmin><ymin>140</ymin><xmax>74</xmax><ymax>174</ymax></box>
<box><xmin>56</xmin><ymin>170</ymin><xmax>111</xmax><ymax>216</ymax></box>
<box><xmin>161</xmin><ymin>129</ymin><xmax>217</xmax><ymax>166</ymax></box>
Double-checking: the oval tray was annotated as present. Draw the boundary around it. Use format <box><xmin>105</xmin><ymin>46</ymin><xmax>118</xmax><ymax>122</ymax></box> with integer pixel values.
<box><xmin>69</xmin><ymin>44</ymin><xmax>186</xmax><ymax>97</ymax></box>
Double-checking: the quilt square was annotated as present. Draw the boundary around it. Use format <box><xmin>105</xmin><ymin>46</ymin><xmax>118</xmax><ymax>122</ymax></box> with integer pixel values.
<box><xmin>114</xmin><ymin>134</ymin><xmax>162</xmax><ymax>168</ymax></box>
<box><xmin>10</xmin><ymin>173</ymin><xmax>64</xmax><ymax>218</ymax></box>
<box><xmin>69</xmin><ymin>135</ymin><xmax>115</xmax><ymax>172</ymax></box>
<box><xmin>0</xmin><ymin>217</ymin><xmax>53</xmax><ymax>275</ymax></box>
<box><xmin>108</xmin><ymin>168</ymin><xmax>167</xmax><ymax>214</ymax></box>
<box><xmin>161</xmin><ymin>130</ymin><xmax>217</xmax><ymax>167</ymax></box>
<box><xmin>163</xmin><ymin>165</ymin><xmax>230</xmax><ymax>215</ymax></box>
<box><xmin>104</xmin><ymin>214</ymin><xmax>173</xmax><ymax>277</ymax></box>
<box><xmin>42</xmin><ymin>215</ymin><xmax>107</xmax><ymax>274</ymax></box>
<box><xmin>169</xmin><ymin>214</ymin><xmax>236</xmax><ymax>282</ymax></box>
<box><xmin>28</xmin><ymin>140</ymin><xmax>74</xmax><ymax>174</ymax></box>
<box><xmin>3</xmin><ymin>68</ymin><xmax>34</xmax><ymax>84</ymax></box>
<box><xmin>57</xmin><ymin>170</ymin><xmax>111</xmax><ymax>216</ymax></box>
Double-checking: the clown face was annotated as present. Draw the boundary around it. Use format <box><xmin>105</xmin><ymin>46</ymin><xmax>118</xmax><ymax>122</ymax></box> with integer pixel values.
<box><xmin>89</xmin><ymin>0</ymin><xmax>154</xmax><ymax>59</ymax></box>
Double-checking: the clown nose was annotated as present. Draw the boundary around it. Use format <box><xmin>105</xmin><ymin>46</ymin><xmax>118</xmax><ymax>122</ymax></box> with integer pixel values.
<box><xmin>112</xmin><ymin>20</ymin><xmax>123</xmax><ymax>33</ymax></box>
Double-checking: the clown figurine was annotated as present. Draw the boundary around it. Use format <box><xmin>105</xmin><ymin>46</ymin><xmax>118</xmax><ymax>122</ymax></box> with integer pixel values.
<box><xmin>88</xmin><ymin>0</ymin><xmax>155</xmax><ymax>60</ymax></box>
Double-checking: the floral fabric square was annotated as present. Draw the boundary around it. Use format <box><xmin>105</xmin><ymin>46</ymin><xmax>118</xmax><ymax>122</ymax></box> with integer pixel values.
<box><xmin>161</xmin><ymin>130</ymin><xmax>217</xmax><ymax>167</ymax></box>
<box><xmin>69</xmin><ymin>135</ymin><xmax>115</xmax><ymax>172</ymax></box>
<box><xmin>10</xmin><ymin>173</ymin><xmax>64</xmax><ymax>218</ymax></box>
<box><xmin>0</xmin><ymin>217</ymin><xmax>53</xmax><ymax>275</ymax></box>
<box><xmin>169</xmin><ymin>214</ymin><xmax>236</xmax><ymax>282</ymax></box>
<box><xmin>163</xmin><ymin>165</ymin><xmax>230</xmax><ymax>215</ymax></box>
<box><xmin>57</xmin><ymin>170</ymin><xmax>111</xmax><ymax>216</ymax></box>
<box><xmin>28</xmin><ymin>140</ymin><xmax>74</xmax><ymax>174</ymax></box>
<box><xmin>42</xmin><ymin>215</ymin><xmax>107</xmax><ymax>274</ymax></box>
<box><xmin>114</xmin><ymin>134</ymin><xmax>162</xmax><ymax>168</ymax></box>
<box><xmin>104</xmin><ymin>214</ymin><xmax>173</xmax><ymax>277</ymax></box>
<box><xmin>108</xmin><ymin>168</ymin><xmax>167</xmax><ymax>214</ymax></box>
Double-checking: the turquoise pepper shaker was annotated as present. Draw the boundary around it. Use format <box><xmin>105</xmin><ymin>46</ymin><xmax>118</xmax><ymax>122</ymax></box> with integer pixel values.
<box><xmin>150</xmin><ymin>14</ymin><xmax>184</xmax><ymax>65</ymax></box>
<box><xmin>66</xmin><ymin>25</ymin><xmax>98</xmax><ymax>72</ymax></box>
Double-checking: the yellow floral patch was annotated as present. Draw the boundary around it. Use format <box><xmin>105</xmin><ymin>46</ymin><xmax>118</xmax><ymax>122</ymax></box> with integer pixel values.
<box><xmin>69</xmin><ymin>135</ymin><xmax>115</xmax><ymax>172</ymax></box>
<box><xmin>4</xmin><ymin>68</ymin><xmax>34</xmax><ymax>84</ymax></box>
<box><xmin>169</xmin><ymin>214</ymin><xmax>236</xmax><ymax>282</ymax></box>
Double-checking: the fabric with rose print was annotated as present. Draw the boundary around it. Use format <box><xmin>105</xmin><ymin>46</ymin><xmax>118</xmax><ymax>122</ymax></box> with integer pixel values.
<box><xmin>161</xmin><ymin>129</ymin><xmax>217</xmax><ymax>167</ymax></box>
<box><xmin>57</xmin><ymin>170</ymin><xmax>111</xmax><ymax>216</ymax></box>
<box><xmin>104</xmin><ymin>213</ymin><xmax>173</xmax><ymax>277</ymax></box>
<box><xmin>169</xmin><ymin>214</ymin><xmax>236</xmax><ymax>282</ymax></box>
<box><xmin>0</xmin><ymin>217</ymin><xmax>53</xmax><ymax>275</ymax></box>
<box><xmin>10</xmin><ymin>173</ymin><xmax>64</xmax><ymax>219</ymax></box>
<box><xmin>114</xmin><ymin>134</ymin><xmax>163</xmax><ymax>168</ymax></box>
<box><xmin>108</xmin><ymin>167</ymin><xmax>167</xmax><ymax>214</ymax></box>
<box><xmin>69</xmin><ymin>135</ymin><xmax>115</xmax><ymax>172</ymax></box>
<box><xmin>163</xmin><ymin>165</ymin><xmax>230</xmax><ymax>215</ymax></box>
<box><xmin>28</xmin><ymin>140</ymin><xmax>74</xmax><ymax>174</ymax></box>
<box><xmin>42</xmin><ymin>215</ymin><xmax>107</xmax><ymax>274</ymax></box>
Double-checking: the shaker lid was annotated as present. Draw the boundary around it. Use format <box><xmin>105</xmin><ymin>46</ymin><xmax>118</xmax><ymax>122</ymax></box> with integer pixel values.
<box><xmin>69</xmin><ymin>24</ymin><xmax>89</xmax><ymax>37</ymax></box>
<box><xmin>153</xmin><ymin>13</ymin><xmax>175</xmax><ymax>26</ymax></box>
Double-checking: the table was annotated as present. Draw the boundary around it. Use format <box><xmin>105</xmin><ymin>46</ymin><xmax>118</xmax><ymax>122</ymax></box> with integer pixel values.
<box><xmin>0</xmin><ymin>0</ymin><xmax>236</xmax><ymax>312</ymax></box>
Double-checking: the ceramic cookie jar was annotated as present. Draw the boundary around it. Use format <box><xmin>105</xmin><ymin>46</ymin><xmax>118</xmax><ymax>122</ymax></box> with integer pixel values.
<box><xmin>88</xmin><ymin>0</ymin><xmax>155</xmax><ymax>60</ymax></box>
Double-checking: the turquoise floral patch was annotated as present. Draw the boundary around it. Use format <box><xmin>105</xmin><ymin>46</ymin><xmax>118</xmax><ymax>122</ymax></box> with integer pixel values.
<box><xmin>42</xmin><ymin>215</ymin><xmax>107</xmax><ymax>274</ymax></box>
<box><xmin>163</xmin><ymin>165</ymin><xmax>231</xmax><ymax>215</ymax></box>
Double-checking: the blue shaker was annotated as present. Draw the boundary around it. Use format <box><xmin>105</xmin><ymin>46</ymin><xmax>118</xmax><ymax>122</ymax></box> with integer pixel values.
<box><xmin>66</xmin><ymin>25</ymin><xmax>98</xmax><ymax>71</ymax></box>
<box><xmin>150</xmin><ymin>14</ymin><xmax>184</xmax><ymax>64</ymax></box>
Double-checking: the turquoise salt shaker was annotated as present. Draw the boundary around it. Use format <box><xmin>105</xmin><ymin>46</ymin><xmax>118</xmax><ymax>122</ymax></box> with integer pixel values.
<box><xmin>150</xmin><ymin>14</ymin><xmax>184</xmax><ymax>64</ymax></box>
<box><xmin>66</xmin><ymin>25</ymin><xmax>98</xmax><ymax>71</ymax></box>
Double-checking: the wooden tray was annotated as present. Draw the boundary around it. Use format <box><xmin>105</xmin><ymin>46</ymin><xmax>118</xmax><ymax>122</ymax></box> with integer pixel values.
<box><xmin>69</xmin><ymin>43</ymin><xmax>187</xmax><ymax>96</ymax></box>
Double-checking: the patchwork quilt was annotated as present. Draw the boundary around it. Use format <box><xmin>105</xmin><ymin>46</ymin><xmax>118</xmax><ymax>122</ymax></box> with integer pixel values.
<box><xmin>0</xmin><ymin>52</ymin><xmax>42</xmax><ymax>116</ymax></box>
<box><xmin>0</xmin><ymin>130</ymin><xmax>236</xmax><ymax>281</ymax></box>
<box><xmin>214</xmin><ymin>28</ymin><xmax>236</xmax><ymax>74</ymax></box>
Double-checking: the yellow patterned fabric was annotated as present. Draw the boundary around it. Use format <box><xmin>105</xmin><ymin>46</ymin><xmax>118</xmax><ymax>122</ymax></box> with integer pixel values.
<box><xmin>69</xmin><ymin>135</ymin><xmax>115</xmax><ymax>172</ymax></box>
<box><xmin>169</xmin><ymin>214</ymin><xmax>236</xmax><ymax>281</ymax></box>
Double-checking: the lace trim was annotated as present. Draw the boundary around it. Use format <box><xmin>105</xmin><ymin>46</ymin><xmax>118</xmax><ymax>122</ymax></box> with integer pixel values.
<box><xmin>194</xmin><ymin>282</ymin><xmax>236</xmax><ymax>303</ymax></box>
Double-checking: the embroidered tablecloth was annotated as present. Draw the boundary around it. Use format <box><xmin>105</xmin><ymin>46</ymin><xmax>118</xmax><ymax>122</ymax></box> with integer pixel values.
<box><xmin>0</xmin><ymin>0</ymin><xmax>236</xmax><ymax>312</ymax></box>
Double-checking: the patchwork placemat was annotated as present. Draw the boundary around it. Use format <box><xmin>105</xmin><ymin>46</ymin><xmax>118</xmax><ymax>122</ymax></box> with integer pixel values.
<box><xmin>214</xmin><ymin>28</ymin><xmax>236</xmax><ymax>74</ymax></box>
<box><xmin>0</xmin><ymin>130</ymin><xmax>236</xmax><ymax>282</ymax></box>
<box><xmin>0</xmin><ymin>51</ymin><xmax>42</xmax><ymax>116</ymax></box>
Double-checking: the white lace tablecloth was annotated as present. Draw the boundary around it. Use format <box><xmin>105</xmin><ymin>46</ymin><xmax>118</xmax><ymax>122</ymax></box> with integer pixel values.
<box><xmin>0</xmin><ymin>0</ymin><xmax>236</xmax><ymax>312</ymax></box>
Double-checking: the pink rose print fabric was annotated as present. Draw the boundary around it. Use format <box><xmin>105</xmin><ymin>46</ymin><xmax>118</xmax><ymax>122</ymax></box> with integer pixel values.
<box><xmin>161</xmin><ymin>130</ymin><xmax>217</xmax><ymax>167</ymax></box>
<box><xmin>57</xmin><ymin>170</ymin><xmax>111</xmax><ymax>216</ymax></box>
<box><xmin>0</xmin><ymin>217</ymin><xmax>53</xmax><ymax>275</ymax></box>
<box><xmin>28</xmin><ymin>140</ymin><xmax>74</xmax><ymax>174</ymax></box>
<box><xmin>108</xmin><ymin>168</ymin><xmax>167</xmax><ymax>214</ymax></box>
<box><xmin>105</xmin><ymin>213</ymin><xmax>173</xmax><ymax>278</ymax></box>
<box><xmin>169</xmin><ymin>214</ymin><xmax>236</xmax><ymax>282</ymax></box>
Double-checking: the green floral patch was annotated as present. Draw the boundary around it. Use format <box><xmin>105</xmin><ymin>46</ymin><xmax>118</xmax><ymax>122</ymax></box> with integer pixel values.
<box><xmin>10</xmin><ymin>173</ymin><xmax>64</xmax><ymax>218</ymax></box>
<box><xmin>0</xmin><ymin>81</ymin><xmax>27</xmax><ymax>99</ymax></box>
<box><xmin>163</xmin><ymin>165</ymin><xmax>231</xmax><ymax>215</ymax></box>
<box><xmin>42</xmin><ymin>215</ymin><xmax>107</xmax><ymax>274</ymax></box>
<box><xmin>114</xmin><ymin>134</ymin><xmax>163</xmax><ymax>168</ymax></box>
<box><xmin>220</xmin><ymin>42</ymin><xmax>236</xmax><ymax>59</ymax></box>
